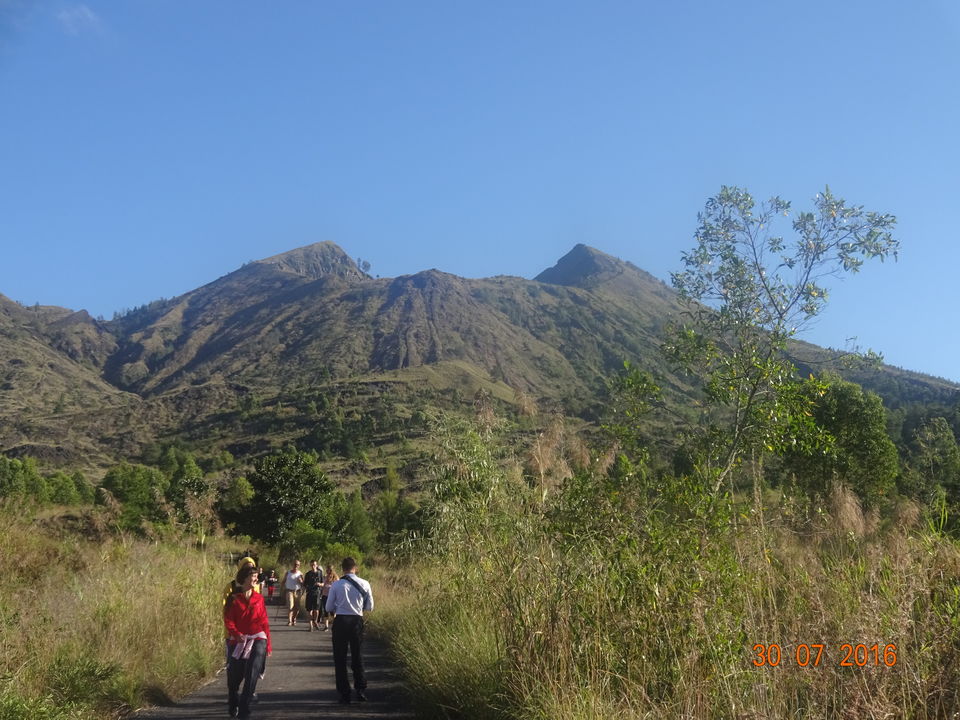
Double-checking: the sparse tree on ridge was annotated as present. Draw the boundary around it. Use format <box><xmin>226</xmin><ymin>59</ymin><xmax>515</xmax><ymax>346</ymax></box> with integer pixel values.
<box><xmin>667</xmin><ymin>186</ymin><xmax>899</xmax><ymax>492</ymax></box>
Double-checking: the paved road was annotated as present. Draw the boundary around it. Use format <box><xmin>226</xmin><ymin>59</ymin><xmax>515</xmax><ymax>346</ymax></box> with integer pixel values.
<box><xmin>134</xmin><ymin>611</ymin><xmax>415</xmax><ymax>719</ymax></box>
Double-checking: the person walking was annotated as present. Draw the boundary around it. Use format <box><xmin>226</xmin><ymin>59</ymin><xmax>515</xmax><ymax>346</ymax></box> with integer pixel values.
<box><xmin>324</xmin><ymin>557</ymin><xmax>373</xmax><ymax>704</ymax></box>
<box><xmin>224</xmin><ymin>564</ymin><xmax>271</xmax><ymax>718</ymax></box>
<box><xmin>264</xmin><ymin>570</ymin><xmax>278</xmax><ymax>604</ymax></box>
<box><xmin>282</xmin><ymin>560</ymin><xmax>304</xmax><ymax>626</ymax></box>
<box><xmin>222</xmin><ymin>557</ymin><xmax>258</xmax><ymax>658</ymax></box>
<box><xmin>320</xmin><ymin>564</ymin><xmax>339</xmax><ymax>631</ymax></box>
<box><xmin>304</xmin><ymin>560</ymin><xmax>323</xmax><ymax>631</ymax></box>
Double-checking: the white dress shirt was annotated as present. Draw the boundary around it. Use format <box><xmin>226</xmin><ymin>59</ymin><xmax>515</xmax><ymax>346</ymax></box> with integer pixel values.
<box><xmin>324</xmin><ymin>573</ymin><xmax>374</xmax><ymax>616</ymax></box>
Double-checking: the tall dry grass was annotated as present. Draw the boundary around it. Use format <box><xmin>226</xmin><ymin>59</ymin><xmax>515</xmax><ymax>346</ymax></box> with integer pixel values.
<box><xmin>375</xmin><ymin>420</ymin><xmax>960</xmax><ymax>719</ymax></box>
<box><xmin>0</xmin><ymin>504</ymin><xmax>230</xmax><ymax>719</ymax></box>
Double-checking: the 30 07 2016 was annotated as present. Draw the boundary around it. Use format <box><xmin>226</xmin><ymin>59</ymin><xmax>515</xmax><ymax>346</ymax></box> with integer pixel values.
<box><xmin>751</xmin><ymin>643</ymin><xmax>898</xmax><ymax>668</ymax></box>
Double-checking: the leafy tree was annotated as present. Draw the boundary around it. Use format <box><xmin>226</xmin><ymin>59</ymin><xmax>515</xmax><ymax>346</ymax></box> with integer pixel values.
<box><xmin>167</xmin><ymin>454</ymin><xmax>208</xmax><ymax>512</ymax></box>
<box><xmin>667</xmin><ymin>186</ymin><xmax>898</xmax><ymax>492</ymax></box>
<box><xmin>47</xmin><ymin>471</ymin><xmax>81</xmax><ymax>505</ymax></box>
<box><xmin>73</xmin><ymin>470</ymin><xmax>95</xmax><ymax>504</ymax></box>
<box><xmin>0</xmin><ymin>456</ymin><xmax>61</xmax><ymax>504</ymax></box>
<box><xmin>908</xmin><ymin>417</ymin><xmax>960</xmax><ymax>504</ymax></box>
<box><xmin>220</xmin><ymin>474</ymin><xmax>255</xmax><ymax>515</ymax></box>
<box><xmin>205</xmin><ymin>449</ymin><xmax>235</xmax><ymax>472</ymax></box>
<box><xmin>240</xmin><ymin>450</ymin><xmax>335</xmax><ymax>545</ymax></box>
<box><xmin>159</xmin><ymin>447</ymin><xmax>180</xmax><ymax>478</ymax></box>
<box><xmin>604</xmin><ymin>361</ymin><xmax>663</xmax><ymax>459</ymax></box>
<box><xmin>781</xmin><ymin>375</ymin><xmax>899</xmax><ymax>507</ymax></box>
<box><xmin>343</xmin><ymin>490</ymin><xmax>376</xmax><ymax>553</ymax></box>
<box><xmin>0</xmin><ymin>455</ymin><xmax>34</xmax><ymax>497</ymax></box>
<box><xmin>23</xmin><ymin>468</ymin><xmax>50</xmax><ymax>504</ymax></box>
<box><xmin>98</xmin><ymin>463</ymin><xmax>170</xmax><ymax>528</ymax></box>
<box><xmin>371</xmin><ymin>465</ymin><xmax>420</xmax><ymax>546</ymax></box>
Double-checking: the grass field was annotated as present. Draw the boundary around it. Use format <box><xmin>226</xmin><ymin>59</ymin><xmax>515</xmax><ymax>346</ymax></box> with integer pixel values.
<box><xmin>0</xmin><ymin>505</ymin><xmax>231</xmax><ymax>719</ymax></box>
<box><xmin>372</xmin><ymin>420</ymin><xmax>960</xmax><ymax>720</ymax></box>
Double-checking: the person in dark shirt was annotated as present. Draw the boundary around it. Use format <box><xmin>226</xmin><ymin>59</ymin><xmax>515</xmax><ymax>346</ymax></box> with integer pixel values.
<box><xmin>303</xmin><ymin>560</ymin><xmax>323</xmax><ymax>631</ymax></box>
<box><xmin>264</xmin><ymin>570</ymin><xmax>278</xmax><ymax>604</ymax></box>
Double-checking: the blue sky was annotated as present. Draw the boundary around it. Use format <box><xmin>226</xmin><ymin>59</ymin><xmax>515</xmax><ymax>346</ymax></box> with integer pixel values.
<box><xmin>2</xmin><ymin>1</ymin><xmax>959</xmax><ymax>381</ymax></box>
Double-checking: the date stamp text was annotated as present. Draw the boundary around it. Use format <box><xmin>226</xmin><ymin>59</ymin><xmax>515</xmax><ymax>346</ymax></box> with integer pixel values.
<box><xmin>751</xmin><ymin>643</ymin><xmax>898</xmax><ymax>668</ymax></box>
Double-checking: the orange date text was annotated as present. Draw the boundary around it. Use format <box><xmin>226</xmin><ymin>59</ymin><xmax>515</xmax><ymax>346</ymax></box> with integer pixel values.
<box><xmin>751</xmin><ymin>643</ymin><xmax>897</xmax><ymax>668</ymax></box>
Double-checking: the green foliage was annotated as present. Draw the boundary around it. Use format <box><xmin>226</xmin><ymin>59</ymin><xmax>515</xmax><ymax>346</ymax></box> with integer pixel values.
<box><xmin>219</xmin><ymin>474</ymin><xmax>254</xmax><ymax>515</ymax></box>
<box><xmin>0</xmin><ymin>456</ymin><xmax>39</xmax><ymax>499</ymax></box>
<box><xmin>0</xmin><ymin>456</ymin><xmax>92</xmax><ymax>507</ymax></box>
<box><xmin>371</xmin><ymin>465</ymin><xmax>421</xmax><ymax>547</ymax></box>
<box><xmin>285</xmin><ymin>518</ymin><xmax>365</xmax><ymax>566</ymax></box>
<box><xmin>321</xmin><ymin>541</ymin><xmax>364</xmax><ymax>567</ymax></box>
<box><xmin>344</xmin><ymin>490</ymin><xmax>376</xmax><ymax>553</ymax></box>
<box><xmin>668</xmin><ymin>186</ymin><xmax>898</xmax><ymax>489</ymax></box>
<box><xmin>98</xmin><ymin>463</ymin><xmax>170</xmax><ymax>529</ymax></box>
<box><xmin>604</xmin><ymin>360</ymin><xmax>663</xmax><ymax>457</ymax></box>
<box><xmin>73</xmin><ymin>471</ymin><xmax>95</xmax><ymax>504</ymax></box>
<box><xmin>285</xmin><ymin>519</ymin><xmax>335</xmax><ymax>561</ymax></box>
<box><xmin>22</xmin><ymin>466</ymin><xmax>51</xmax><ymax>504</ymax></box>
<box><xmin>781</xmin><ymin>375</ymin><xmax>899</xmax><ymax>507</ymax></box>
<box><xmin>903</xmin><ymin>417</ymin><xmax>960</xmax><ymax>514</ymax></box>
<box><xmin>46</xmin><ymin>472</ymin><xmax>80</xmax><ymax>505</ymax></box>
<box><xmin>239</xmin><ymin>449</ymin><xmax>335</xmax><ymax>545</ymax></box>
<box><xmin>166</xmin><ymin>454</ymin><xmax>208</xmax><ymax>513</ymax></box>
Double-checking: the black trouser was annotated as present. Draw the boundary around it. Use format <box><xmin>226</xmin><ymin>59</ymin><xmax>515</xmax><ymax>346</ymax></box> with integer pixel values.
<box><xmin>331</xmin><ymin>614</ymin><xmax>366</xmax><ymax>696</ymax></box>
<box><xmin>227</xmin><ymin>638</ymin><xmax>266</xmax><ymax>716</ymax></box>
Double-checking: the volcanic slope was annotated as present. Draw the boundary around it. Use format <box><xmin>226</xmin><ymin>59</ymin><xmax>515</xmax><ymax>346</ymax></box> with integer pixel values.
<box><xmin>100</xmin><ymin>242</ymin><xmax>685</xmax><ymax>406</ymax></box>
<box><xmin>1</xmin><ymin>241</ymin><xmax>956</xmax><ymax>472</ymax></box>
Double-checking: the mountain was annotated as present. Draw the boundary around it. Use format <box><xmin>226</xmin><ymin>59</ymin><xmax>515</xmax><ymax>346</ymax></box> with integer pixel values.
<box><xmin>97</xmin><ymin>243</ymin><xmax>682</xmax><ymax>403</ymax></box>
<box><xmin>0</xmin><ymin>241</ymin><xmax>956</xmax><ymax>476</ymax></box>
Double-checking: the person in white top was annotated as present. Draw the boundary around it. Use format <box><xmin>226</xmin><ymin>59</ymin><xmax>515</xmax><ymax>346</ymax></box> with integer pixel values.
<box><xmin>324</xmin><ymin>557</ymin><xmax>374</xmax><ymax>704</ymax></box>
<box><xmin>282</xmin><ymin>560</ymin><xmax>304</xmax><ymax>626</ymax></box>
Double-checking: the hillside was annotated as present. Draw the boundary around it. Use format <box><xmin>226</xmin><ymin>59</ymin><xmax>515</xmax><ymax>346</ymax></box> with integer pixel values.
<box><xmin>0</xmin><ymin>241</ymin><xmax>956</xmax><ymax>475</ymax></box>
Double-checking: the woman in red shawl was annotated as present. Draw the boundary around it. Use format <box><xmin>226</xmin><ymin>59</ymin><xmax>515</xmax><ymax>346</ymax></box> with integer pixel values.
<box><xmin>224</xmin><ymin>564</ymin><xmax>272</xmax><ymax>718</ymax></box>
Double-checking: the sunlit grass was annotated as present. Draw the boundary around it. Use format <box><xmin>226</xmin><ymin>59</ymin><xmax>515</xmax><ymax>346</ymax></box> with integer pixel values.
<box><xmin>372</xmin><ymin>419</ymin><xmax>960</xmax><ymax>720</ymax></box>
<box><xmin>0</xmin><ymin>504</ymin><xmax>230</xmax><ymax>719</ymax></box>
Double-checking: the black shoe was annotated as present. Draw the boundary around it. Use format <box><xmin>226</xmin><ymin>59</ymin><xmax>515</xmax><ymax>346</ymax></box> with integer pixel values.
<box><xmin>356</xmin><ymin>691</ymin><xmax>367</xmax><ymax>701</ymax></box>
<box><xmin>339</xmin><ymin>694</ymin><xmax>352</xmax><ymax>704</ymax></box>
<box><xmin>228</xmin><ymin>707</ymin><xmax>238</xmax><ymax>718</ymax></box>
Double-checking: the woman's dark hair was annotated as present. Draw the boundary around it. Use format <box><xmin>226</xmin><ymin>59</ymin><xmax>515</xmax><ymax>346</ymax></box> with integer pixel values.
<box><xmin>225</xmin><ymin>564</ymin><xmax>259</xmax><ymax>614</ymax></box>
<box><xmin>236</xmin><ymin>564</ymin><xmax>259</xmax><ymax>586</ymax></box>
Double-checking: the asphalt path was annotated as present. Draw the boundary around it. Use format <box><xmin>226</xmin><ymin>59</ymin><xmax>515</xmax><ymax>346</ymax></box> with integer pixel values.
<box><xmin>133</xmin><ymin>606</ymin><xmax>415</xmax><ymax>719</ymax></box>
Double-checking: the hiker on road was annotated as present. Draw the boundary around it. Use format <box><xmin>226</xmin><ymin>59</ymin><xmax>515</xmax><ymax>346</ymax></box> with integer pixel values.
<box><xmin>222</xmin><ymin>556</ymin><xmax>259</xmax><ymax>661</ymax></box>
<box><xmin>224</xmin><ymin>564</ymin><xmax>272</xmax><ymax>718</ymax></box>
<box><xmin>304</xmin><ymin>560</ymin><xmax>323</xmax><ymax>631</ymax></box>
<box><xmin>282</xmin><ymin>560</ymin><xmax>304</xmax><ymax>626</ymax></box>
<box><xmin>320</xmin><ymin>564</ymin><xmax>339</xmax><ymax>631</ymax></box>
<box><xmin>324</xmin><ymin>557</ymin><xmax>374</xmax><ymax>704</ymax></box>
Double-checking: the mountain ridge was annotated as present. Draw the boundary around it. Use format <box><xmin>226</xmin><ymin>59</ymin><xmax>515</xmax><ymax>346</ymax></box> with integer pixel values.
<box><xmin>1</xmin><ymin>243</ymin><xmax>956</xmax><ymax>473</ymax></box>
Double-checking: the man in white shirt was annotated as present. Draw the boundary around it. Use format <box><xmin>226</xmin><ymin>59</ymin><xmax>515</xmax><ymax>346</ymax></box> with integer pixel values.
<box><xmin>324</xmin><ymin>556</ymin><xmax>374</xmax><ymax>704</ymax></box>
<box><xmin>282</xmin><ymin>560</ymin><xmax>304</xmax><ymax>626</ymax></box>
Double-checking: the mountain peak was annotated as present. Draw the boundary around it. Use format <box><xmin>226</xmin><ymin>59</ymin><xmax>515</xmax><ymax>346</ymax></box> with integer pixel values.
<box><xmin>535</xmin><ymin>244</ymin><xmax>630</xmax><ymax>288</ymax></box>
<box><xmin>254</xmin><ymin>241</ymin><xmax>367</xmax><ymax>282</ymax></box>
